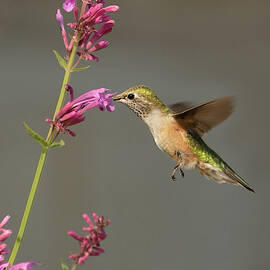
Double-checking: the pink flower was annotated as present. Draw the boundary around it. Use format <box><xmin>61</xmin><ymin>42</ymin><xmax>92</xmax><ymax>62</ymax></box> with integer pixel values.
<box><xmin>46</xmin><ymin>85</ymin><xmax>116</xmax><ymax>137</ymax></box>
<box><xmin>56</xmin><ymin>0</ymin><xmax>119</xmax><ymax>63</ymax></box>
<box><xmin>0</xmin><ymin>262</ymin><xmax>38</xmax><ymax>270</ymax></box>
<box><xmin>63</xmin><ymin>0</ymin><xmax>76</xmax><ymax>12</ymax></box>
<box><xmin>56</xmin><ymin>9</ymin><xmax>69</xmax><ymax>50</ymax></box>
<box><xmin>0</xmin><ymin>216</ymin><xmax>38</xmax><ymax>270</ymax></box>
<box><xmin>0</xmin><ymin>216</ymin><xmax>11</xmax><ymax>264</ymax></box>
<box><xmin>56</xmin><ymin>9</ymin><xmax>65</xmax><ymax>30</ymax></box>
<box><xmin>68</xmin><ymin>213</ymin><xmax>110</xmax><ymax>264</ymax></box>
<box><xmin>75</xmin><ymin>2</ymin><xmax>119</xmax><ymax>62</ymax></box>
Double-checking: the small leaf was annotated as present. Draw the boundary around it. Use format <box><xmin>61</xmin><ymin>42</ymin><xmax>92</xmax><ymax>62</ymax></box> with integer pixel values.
<box><xmin>24</xmin><ymin>122</ymin><xmax>48</xmax><ymax>148</ymax></box>
<box><xmin>72</xmin><ymin>65</ymin><xmax>90</xmax><ymax>72</ymax></box>
<box><xmin>53</xmin><ymin>50</ymin><xmax>67</xmax><ymax>70</ymax></box>
<box><xmin>61</xmin><ymin>261</ymin><xmax>69</xmax><ymax>270</ymax></box>
<box><xmin>50</xmin><ymin>139</ymin><xmax>65</xmax><ymax>149</ymax></box>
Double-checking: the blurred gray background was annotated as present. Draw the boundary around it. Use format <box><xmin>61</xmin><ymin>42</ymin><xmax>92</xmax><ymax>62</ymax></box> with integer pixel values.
<box><xmin>0</xmin><ymin>0</ymin><xmax>269</xmax><ymax>269</ymax></box>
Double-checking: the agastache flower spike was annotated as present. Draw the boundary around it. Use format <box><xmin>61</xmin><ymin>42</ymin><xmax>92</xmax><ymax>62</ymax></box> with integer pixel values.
<box><xmin>46</xmin><ymin>85</ymin><xmax>116</xmax><ymax>137</ymax></box>
<box><xmin>68</xmin><ymin>213</ymin><xmax>110</xmax><ymax>265</ymax></box>
<box><xmin>57</xmin><ymin>0</ymin><xmax>119</xmax><ymax>63</ymax></box>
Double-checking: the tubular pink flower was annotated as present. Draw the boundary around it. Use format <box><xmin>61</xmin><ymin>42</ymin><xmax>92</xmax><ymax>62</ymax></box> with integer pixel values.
<box><xmin>81</xmin><ymin>3</ymin><xmax>104</xmax><ymax>23</ymax></box>
<box><xmin>63</xmin><ymin>0</ymin><xmax>76</xmax><ymax>12</ymax></box>
<box><xmin>0</xmin><ymin>216</ymin><xmax>11</xmax><ymax>263</ymax></box>
<box><xmin>56</xmin><ymin>9</ymin><xmax>69</xmax><ymax>50</ymax></box>
<box><xmin>56</xmin><ymin>9</ymin><xmax>65</xmax><ymax>30</ymax></box>
<box><xmin>0</xmin><ymin>263</ymin><xmax>8</xmax><ymax>270</ymax></box>
<box><xmin>68</xmin><ymin>213</ymin><xmax>110</xmax><ymax>264</ymax></box>
<box><xmin>0</xmin><ymin>231</ymin><xmax>12</xmax><ymax>242</ymax></box>
<box><xmin>57</xmin><ymin>0</ymin><xmax>119</xmax><ymax>62</ymax></box>
<box><xmin>0</xmin><ymin>262</ymin><xmax>38</xmax><ymax>270</ymax></box>
<box><xmin>88</xmin><ymin>40</ymin><xmax>109</xmax><ymax>53</ymax></box>
<box><xmin>46</xmin><ymin>85</ymin><xmax>116</xmax><ymax>137</ymax></box>
<box><xmin>103</xmin><ymin>5</ymin><xmax>119</xmax><ymax>13</ymax></box>
<box><xmin>86</xmin><ymin>20</ymin><xmax>114</xmax><ymax>50</ymax></box>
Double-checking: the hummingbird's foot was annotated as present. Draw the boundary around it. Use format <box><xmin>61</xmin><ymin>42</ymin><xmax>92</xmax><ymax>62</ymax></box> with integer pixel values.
<box><xmin>171</xmin><ymin>165</ymin><xmax>179</xmax><ymax>181</ymax></box>
<box><xmin>179</xmin><ymin>168</ymin><xmax>185</xmax><ymax>178</ymax></box>
<box><xmin>171</xmin><ymin>164</ymin><xmax>185</xmax><ymax>181</ymax></box>
<box><xmin>172</xmin><ymin>151</ymin><xmax>185</xmax><ymax>179</ymax></box>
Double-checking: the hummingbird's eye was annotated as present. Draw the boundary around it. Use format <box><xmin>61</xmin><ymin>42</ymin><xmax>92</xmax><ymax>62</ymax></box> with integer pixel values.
<box><xmin>127</xmin><ymin>93</ymin><xmax>135</xmax><ymax>100</ymax></box>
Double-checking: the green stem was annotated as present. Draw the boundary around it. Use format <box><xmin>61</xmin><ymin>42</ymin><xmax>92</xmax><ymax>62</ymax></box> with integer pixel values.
<box><xmin>8</xmin><ymin>40</ymin><xmax>79</xmax><ymax>265</ymax></box>
<box><xmin>71</xmin><ymin>263</ymin><xmax>78</xmax><ymax>270</ymax></box>
<box><xmin>52</xmin><ymin>40</ymin><xmax>79</xmax><ymax>122</ymax></box>
<box><xmin>8</xmin><ymin>149</ymin><xmax>48</xmax><ymax>265</ymax></box>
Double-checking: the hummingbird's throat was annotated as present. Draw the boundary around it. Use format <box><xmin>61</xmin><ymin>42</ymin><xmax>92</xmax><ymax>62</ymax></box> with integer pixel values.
<box><xmin>125</xmin><ymin>99</ymin><xmax>154</xmax><ymax>118</ymax></box>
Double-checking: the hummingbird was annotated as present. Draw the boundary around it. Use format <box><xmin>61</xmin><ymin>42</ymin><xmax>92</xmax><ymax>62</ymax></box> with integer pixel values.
<box><xmin>113</xmin><ymin>85</ymin><xmax>254</xmax><ymax>193</ymax></box>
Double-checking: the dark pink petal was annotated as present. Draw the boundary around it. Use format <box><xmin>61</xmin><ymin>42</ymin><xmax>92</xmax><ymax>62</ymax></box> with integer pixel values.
<box><xmin>87</xmin><ymin>20</ymin><xmax>114</xmax><ymax>48</ymax></box>
<box><xmin>93</xmin><ymin>246</ymin><xmax>104</xmax><ymax>252</ymax></box>
<box><xmin>97</xmin><ymin>20</ymin><xmax>115</xmax><ymax>36</ymax></box>
<box><xmin>92</xmin><ymin>15</ymin><xmax>111</xmax><ymax>25</ymax></box>
<box><xmin>67</xmin><ymin>129</ymin><xmax>76</xmax><ymax>137</ymax></box>
<box><xmin>63</xmin><ymin>0</ymin><xmax>76</xmax><ymax>12</ymax></box>
<box><xmin>81</xmin><ymin>3</ymin><xmax>103</xmax><ymax>22</ymax></box>
<box><xmin>74</xmin><ymin>6</ymin><xmax>79</xmax><ymax>22</ymax></box>
<box><xmin>59</xmin><ymin>111</ymin><xmax>77</xmax><ymax>122</ymax></box>
<box><xmin>90</xmin><ymin>54</ymin><xmax>99</xmax><ymax>62</ymax></box>
<box><xmin>65</xmin><ymin>116</ymin><xmax>85</xmax><ymax>127</ymax></box>
<box><xmin>55</xmin><ymin>102</ymin><xmax>73</xmax><ymax>121</ymax></box>
<box><xmin>88</xmin><ymin>40</ymin><xmax>109</xmax><ymax>53</ymax></box>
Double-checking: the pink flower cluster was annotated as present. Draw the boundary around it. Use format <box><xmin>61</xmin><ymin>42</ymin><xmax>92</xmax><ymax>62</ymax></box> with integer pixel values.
<box><xmin>0</xmin><ymin>216</ymin><xmax>37</xmax><ymax>270</ymax></box>
<box><xmin>57</xmin><ymin>0</ymin><xmax>119</xmax><ymax>63</ymax></box>
<box><xmin>68</xmin><ymin>213</ymin><xmax>110</xmax><ymax>264</ymax></box>
<box><xmin>0</xmin><ymin>216</ymin><xmax>11</xmax><ymax>264</ymax></box>
<box><xmin>46</xmin><ymin>84</ymin><xmax>115</xmax><ymax>137</ymax></box>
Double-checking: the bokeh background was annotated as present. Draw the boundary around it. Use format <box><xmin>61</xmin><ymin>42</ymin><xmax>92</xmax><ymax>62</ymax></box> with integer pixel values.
<box><xmin>1</xmin><ymin>0</ymin><xmax>269</xmax><ymax>269</ymax></box>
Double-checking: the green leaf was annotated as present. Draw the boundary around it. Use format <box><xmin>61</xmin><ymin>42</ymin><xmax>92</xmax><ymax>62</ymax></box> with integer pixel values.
<box><xmin>24</xmin><ymin>122</ymin><xmax>48</xmax><ymax>148</ymax></box>
<box><xmin>61</xmin><ymin>261</ymin><xmax>69</xmax><ymax>270</ymax></box>
<box><xmin>53</xmin><ymin>50</ymin><xmax>67</xmax><ymax>70</ymax></box>
<box><xmin>50</xmin><ymin>139</ymin><xmax>65</xmax><ymax>149</ymax></box>
<box><xmin>72</xmin><ymin>65</ymin><xmax>90</xmax><ymax>72</ymax></box>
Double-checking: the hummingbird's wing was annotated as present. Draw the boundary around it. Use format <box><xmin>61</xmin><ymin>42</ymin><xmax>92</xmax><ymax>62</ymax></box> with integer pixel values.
<box><xmin>170</xmin><ymin>97</ymin><xmax>234</xmax><ymax>136</ymax></box>
<box><xmin>168</xmin><ymin>102</ymin><xmax>193</xmax><ymax>114</ymax></box>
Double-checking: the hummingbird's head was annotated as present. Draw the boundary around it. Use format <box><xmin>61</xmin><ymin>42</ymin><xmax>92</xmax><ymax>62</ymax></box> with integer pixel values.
<box><xmin>113</xmin><ymin>85</ymin><xmax>167</xmax><ymax>118</ymax></box>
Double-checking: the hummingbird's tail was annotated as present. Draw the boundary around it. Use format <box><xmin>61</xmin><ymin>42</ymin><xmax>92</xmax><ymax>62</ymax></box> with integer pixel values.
<box><xmin>196</xmin><ymin>161</ymin><xmax>255</xmax><ymax>193</ymax></box>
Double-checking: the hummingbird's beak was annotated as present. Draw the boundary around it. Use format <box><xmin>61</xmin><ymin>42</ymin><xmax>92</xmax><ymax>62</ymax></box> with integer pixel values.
<box><xmin>113</xmin><ymin>94</ymin><xmax>123</xmax><ymax>101</ymax></box>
